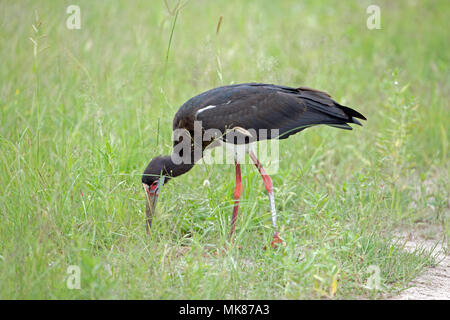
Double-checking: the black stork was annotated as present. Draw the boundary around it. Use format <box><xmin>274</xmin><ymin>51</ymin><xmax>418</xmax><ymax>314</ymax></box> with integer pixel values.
<box><xmin>142</xmin><ymin>83</ymin><xmax>366</xmax><ymax>247</ymax></box>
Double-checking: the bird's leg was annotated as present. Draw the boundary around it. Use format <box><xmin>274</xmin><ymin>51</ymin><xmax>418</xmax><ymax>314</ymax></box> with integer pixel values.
<box><xmin>248</xmin><ymin>150</ymin><xmax>283</xmax><ymax>248</ymax></box>
<box><xmin>229</xmin><ymin>159</ymin><xmax>242</xmax><ymax>239</ymax></box>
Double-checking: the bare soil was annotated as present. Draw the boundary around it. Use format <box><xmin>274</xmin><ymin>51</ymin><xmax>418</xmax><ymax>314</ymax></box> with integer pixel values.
<box><xmin>389</xmin><ymin>232</ymin><xmax>450</xmax><ymax>300</ymax></box>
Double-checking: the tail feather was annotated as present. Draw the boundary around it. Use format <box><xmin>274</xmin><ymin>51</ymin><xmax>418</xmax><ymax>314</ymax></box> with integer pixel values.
<box><xmin>296</xmin><ymin>87</ymin><xmax>366</xmax><ymax>131</ymax></box>
<box><xmin>339</xmin><ymin>105</ymin><xmax>367</xmax><ymax>121</ymax></box>
<box><xmin>272</xmin><ymin>85</ymin><xmax>367</xmax><ymax>139</ymax></box>
<box><xmin>328</xmin><ymin>123</ymin><xmax>353</xmax><ymax>130</ymax></box>
<box><xmin>351</xmin><ymin>117</ymin><xmax>363</xmax><ymax>126</ymax></box>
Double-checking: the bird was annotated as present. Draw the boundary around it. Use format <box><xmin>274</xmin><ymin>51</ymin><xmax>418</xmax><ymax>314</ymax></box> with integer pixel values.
<box><xmin>142</xmin><ymin>83</ymin><xmax>366</xmax><ymax>247</ymax></box>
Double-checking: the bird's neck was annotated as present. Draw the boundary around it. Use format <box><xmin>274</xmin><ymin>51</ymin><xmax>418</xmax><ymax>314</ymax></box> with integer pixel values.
<box><xmin>160</xmin><ymin>155</ymin><xmax>195</xmax><ymax>178</ymax></box>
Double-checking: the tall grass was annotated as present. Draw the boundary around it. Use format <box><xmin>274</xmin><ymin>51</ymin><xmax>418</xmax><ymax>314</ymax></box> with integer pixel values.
<box><xmin>0</xmin><ymin>0</ymin><xmax>448</xmax><ymax>299</ymax></box>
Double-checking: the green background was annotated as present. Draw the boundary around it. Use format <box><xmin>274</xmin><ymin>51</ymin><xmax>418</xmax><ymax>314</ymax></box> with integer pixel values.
<box><xmin>0</xmin><ymin>0</ymin><xmax>448</xmax><ymax>299</ymax></box>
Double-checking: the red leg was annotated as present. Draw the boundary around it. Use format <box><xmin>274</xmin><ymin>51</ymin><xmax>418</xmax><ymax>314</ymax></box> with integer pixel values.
<box><xmin>229</xmin><ymin>160</ymin><xmax>242</xmax><ymax>238</ymax></box>
<box><xmin>249</xmin><ymin>151</ymin><xmax>273</xmax><ymax>194</ymax></box>
<box><xmin>249</xmin><ymin>150</ymin><xmax>283</xmax><ymax>248</ymax></box>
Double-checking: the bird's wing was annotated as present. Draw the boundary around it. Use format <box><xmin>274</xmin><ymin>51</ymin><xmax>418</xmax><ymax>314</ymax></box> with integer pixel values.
<box><xmin>194</xmin><ymin>85</ymin><xmax>365</xmax><ymax>141</ymax></box>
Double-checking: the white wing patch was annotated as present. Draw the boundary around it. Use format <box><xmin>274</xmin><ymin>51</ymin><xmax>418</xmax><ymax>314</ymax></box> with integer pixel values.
<box><xmin>195</xmin><ymin>105</ymin><xmax>216</xmax><ymax>118</ymax></box>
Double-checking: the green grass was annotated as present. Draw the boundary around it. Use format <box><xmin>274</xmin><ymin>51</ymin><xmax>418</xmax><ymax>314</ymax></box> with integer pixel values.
<box><xmin>0</xmin><ymin>0</ymin><xmax>448</xmax><ymax>299</ymax></box>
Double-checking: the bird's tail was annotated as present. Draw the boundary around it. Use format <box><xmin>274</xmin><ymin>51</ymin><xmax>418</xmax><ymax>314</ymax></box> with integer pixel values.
<box><xmin>297</xmin><ymin>86</ymin><xmax>366</xmax><ymax>131</ymax></box>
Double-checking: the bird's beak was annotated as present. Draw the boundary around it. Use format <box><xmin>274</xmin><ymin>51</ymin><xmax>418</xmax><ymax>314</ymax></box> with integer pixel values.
<box><xmin>143</xmin><ymin>178</ymin><xmax>165</xmax><ymax>233</ymax></box>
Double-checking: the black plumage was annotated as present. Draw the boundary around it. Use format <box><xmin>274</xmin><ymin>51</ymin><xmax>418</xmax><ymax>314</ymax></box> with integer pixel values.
<box><xmin>173</xmin><ymin>83</ymin><xmax>366</xmax><ymax>143</ymax></box>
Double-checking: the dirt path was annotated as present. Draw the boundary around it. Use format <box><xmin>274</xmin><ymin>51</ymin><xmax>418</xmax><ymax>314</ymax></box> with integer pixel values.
<box><xmin>389</xmin><ymin>233</ymin><xmax>450</xmax><ymax>300</ymax></box>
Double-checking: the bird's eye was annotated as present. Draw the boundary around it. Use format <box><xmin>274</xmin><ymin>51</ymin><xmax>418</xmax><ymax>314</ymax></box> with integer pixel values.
<box><xmin>150</xmin><ymin>180</ymin><xmax>158</xmax><ymax>191</ymax></box>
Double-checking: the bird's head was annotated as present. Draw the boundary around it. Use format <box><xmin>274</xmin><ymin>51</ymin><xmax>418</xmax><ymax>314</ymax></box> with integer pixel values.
<box><xmin>142</xmin><ymin>156</ymin><xmax>170</xmax><ymax>227</ymax></box>
<box><xmin>142</xmin><ymin>153</ymin><xmax>194</xmax><ymax>230</ymax></box>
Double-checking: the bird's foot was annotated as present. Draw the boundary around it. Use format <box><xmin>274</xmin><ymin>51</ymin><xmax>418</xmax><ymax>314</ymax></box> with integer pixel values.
<box><xmin>270</xmin><ymin>232</ymin><xmax>285</xmax><ymax>248</ymax></box>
